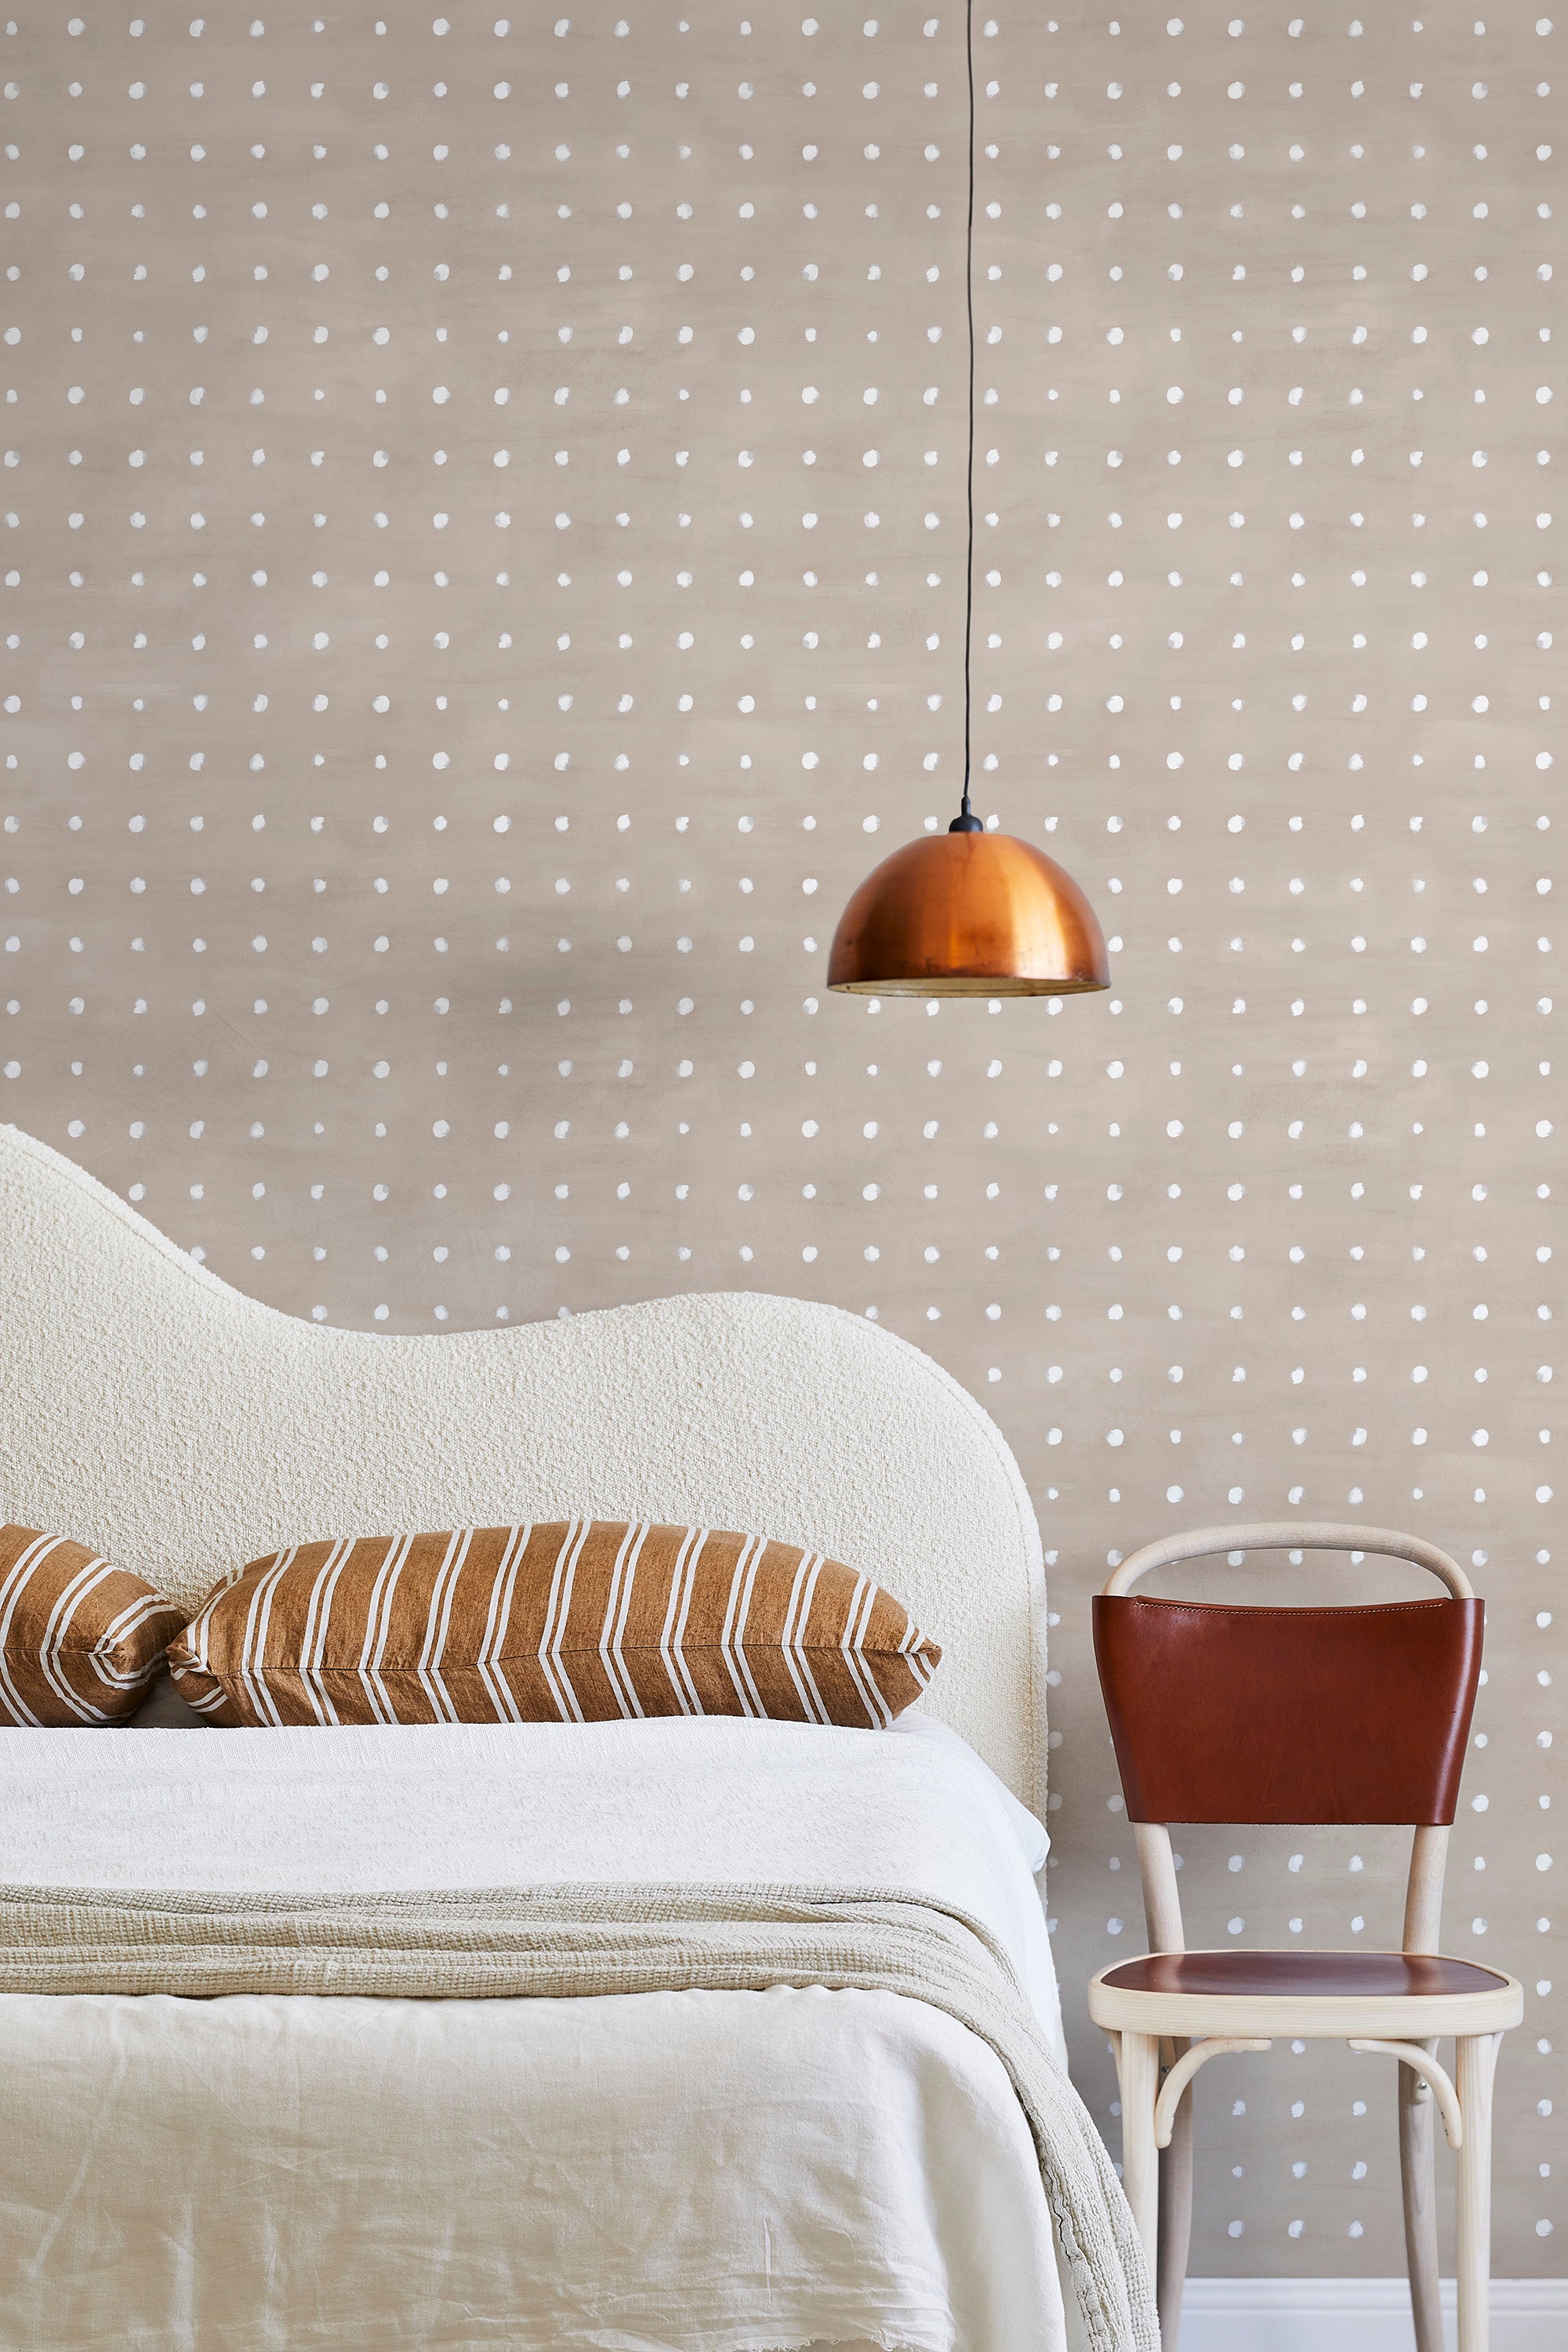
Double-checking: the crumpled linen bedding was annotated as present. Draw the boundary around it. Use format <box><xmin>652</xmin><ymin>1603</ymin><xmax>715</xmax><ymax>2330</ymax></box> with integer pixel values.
<box><xmin>0</xmin><ymin>1714</ymin><xmax>1091</xmax><ymax>2352</ymax></box>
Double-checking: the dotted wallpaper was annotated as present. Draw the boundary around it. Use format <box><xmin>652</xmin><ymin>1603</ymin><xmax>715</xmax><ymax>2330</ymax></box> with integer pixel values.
<box><xmin>2</xmin><ymin>0</ymin><xmax>1562</xmax><ymax>2279</ymax></box>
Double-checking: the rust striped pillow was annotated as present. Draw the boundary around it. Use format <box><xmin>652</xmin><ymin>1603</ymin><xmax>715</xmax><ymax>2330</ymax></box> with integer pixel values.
<box><xmin>0</xmin><ymin>1523</ymin><xmax>188</xmax><ymax>1727</ymax></box>
<box><xmin>167</xmin><ymin>1521</ymin><xmax>942</xmax><ymax>1730</ymax></box>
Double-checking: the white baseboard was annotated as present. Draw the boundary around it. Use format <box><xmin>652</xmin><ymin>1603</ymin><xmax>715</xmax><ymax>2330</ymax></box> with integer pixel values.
<box><xmin>1178</xmin><ymin>2276</ymin><xmax>1568</xmax><ymax>2352</ymax></box>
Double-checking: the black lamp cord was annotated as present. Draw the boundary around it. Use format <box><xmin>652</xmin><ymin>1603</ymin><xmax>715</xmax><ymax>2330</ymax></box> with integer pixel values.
<box><xmin>950</xmin><ymin>0</ymin><xmax>982</xmax><ymax>837</ymax></box>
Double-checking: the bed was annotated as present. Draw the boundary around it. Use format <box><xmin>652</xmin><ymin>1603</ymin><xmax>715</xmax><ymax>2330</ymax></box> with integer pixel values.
<box><xmin>0</xmin><ymin>1123</ymin><xmax>1142</xmax><ymax>2352</ymax></box>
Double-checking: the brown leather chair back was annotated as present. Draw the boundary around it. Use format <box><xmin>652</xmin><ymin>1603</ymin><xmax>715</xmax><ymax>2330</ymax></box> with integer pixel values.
<box><xmin>1093</xmin><ymin>1592</ymin><xmax>1483</xmax><ymax>1826</ymax></box>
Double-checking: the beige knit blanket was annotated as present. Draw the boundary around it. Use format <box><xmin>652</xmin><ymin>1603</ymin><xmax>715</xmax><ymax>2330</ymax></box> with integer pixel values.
<box><xmin>0</xmin><ymin>1878</ymin><xmax>1157</xmax><ymax>2352</ymax></box>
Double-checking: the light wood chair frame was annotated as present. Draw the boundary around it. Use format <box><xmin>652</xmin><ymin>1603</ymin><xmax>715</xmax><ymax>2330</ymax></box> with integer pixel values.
<box><xmin>1086</xmin><ymin>1522</ymin><xmax>1524</xmax><ymax>2352</ymax></box>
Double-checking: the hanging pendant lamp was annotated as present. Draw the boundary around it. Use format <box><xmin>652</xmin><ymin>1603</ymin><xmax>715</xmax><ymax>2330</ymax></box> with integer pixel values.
<box><xmin>827</xmin><ymin>2</ymin><xmax>1109</xmax><ymax>1001</ymax></box>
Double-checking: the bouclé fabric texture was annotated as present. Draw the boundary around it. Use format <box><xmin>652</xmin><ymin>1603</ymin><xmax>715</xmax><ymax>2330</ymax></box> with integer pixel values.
<box><xmin>168</xmin><ymin>1521</ymin><xmax>941</xmax><ymax>1730</ymax></box>
<box><xmin>0</xmin><ymin>1523</ymin><xmax>186</xmax><ymax>1727</ymax></box>
<box><xmin>0</xmin><ymin>1127</ymin><xmax>1044</xmax><ymax>1802</ymax></box>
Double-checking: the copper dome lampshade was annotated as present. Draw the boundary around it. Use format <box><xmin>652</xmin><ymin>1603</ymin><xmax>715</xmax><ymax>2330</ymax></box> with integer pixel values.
<box><xmin>826</xmin><ymin>0</ymin><xmax>1109</xmax><ymax>1004</ymax></box>
<box><xmin>828</xmin><ymin>823</ymin><xmax>1109</xmax><ymax>998</ymax></box>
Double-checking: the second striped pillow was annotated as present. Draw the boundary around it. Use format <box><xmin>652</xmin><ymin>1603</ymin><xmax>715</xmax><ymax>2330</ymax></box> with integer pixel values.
<box><xmin>0</xmin><ymin>1522</ymin><xmax>187</xmax><ymax>1726</ymax></box>
<box><xmin>167</xmin><ymin>1521</ymin><xmax>942</xmax><ymax>1731</ymax></box>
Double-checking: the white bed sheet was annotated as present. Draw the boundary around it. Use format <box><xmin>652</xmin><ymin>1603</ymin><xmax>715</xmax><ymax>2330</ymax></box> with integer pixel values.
<box><xmin>0</xmin><ymin>1715</ymin><xmax>1076</xmax><ymax>2352</ymax></box>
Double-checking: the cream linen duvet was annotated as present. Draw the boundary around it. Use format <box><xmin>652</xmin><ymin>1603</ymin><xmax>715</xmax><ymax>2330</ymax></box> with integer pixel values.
<box><xmin>0</xmin><ymin>1715</ymin><xmax>1112</xmax><ymax>2352</ymax></box>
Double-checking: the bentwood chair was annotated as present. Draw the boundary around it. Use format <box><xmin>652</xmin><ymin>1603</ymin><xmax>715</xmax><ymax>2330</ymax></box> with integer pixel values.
<box><xmin>1087</xmin><ymin>1523</ymin><xmax>1523</xmax><ymax>2352</ymax></box>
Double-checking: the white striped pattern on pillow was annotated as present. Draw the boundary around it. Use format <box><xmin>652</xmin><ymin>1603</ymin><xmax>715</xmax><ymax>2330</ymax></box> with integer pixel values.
<box><xmin>0</xmin><ymin>1523</ymin><xmax>187</xmax><ymax>1726</ymax></box>
<box><xmin>168</xmin><ymin>1520</ymin><xmax>942</xmax><ymax>1730</ymax></box>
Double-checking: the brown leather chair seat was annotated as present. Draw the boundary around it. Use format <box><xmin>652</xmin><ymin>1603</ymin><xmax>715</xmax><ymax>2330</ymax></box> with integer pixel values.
<box><xmin>1102</xmin><ymin>1948</ymin><xmax>1508</xmax><ymax>2000</ymax></box>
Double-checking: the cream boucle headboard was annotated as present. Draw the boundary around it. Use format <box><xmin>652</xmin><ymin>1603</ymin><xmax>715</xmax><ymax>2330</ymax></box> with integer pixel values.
<box><xmin>0</xmin><ymin>1126</ymin><xmax>1046</xmax><ymax>1802</ymax></box>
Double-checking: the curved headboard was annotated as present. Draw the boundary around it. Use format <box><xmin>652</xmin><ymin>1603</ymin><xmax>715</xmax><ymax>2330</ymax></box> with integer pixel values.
<box><xmin>0</xmin><ymin>1126</ymin><xmax>1046</xmax><ymax>1804</ymax></box>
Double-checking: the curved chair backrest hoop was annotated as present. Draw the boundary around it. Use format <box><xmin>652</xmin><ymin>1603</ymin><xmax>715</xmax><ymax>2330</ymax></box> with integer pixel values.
<box><xmin>1094</xmin><ymin>1519</ymin><xmax>1483</xmax><ymax>1834</ymax></box>
<box><xmin>1104</xmin><ymin>1519</ymin><xmax>1473</xmax><ymax>1601</ymax></box>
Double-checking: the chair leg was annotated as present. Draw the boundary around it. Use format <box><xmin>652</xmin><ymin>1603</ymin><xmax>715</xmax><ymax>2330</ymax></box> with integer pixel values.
<box><xmin>1156</xmin><ymin>2064</ymin><xmax>1194</xmax><ymax>2352</ymax></box>
<box><xmin>1399</xmin><ymin>2038</ymin><xmax>1443</xmax><ymax>2352</ymax></box>
<box><xmin>1455</xmin><ymin>2031</ymin><xmax>1501</xmax><ymax>2352</ymax></box>
<box><xmin>1116</xmin><ymin>2031</ymin><xmax>1161</xmax><ymax>2277</ymax></box>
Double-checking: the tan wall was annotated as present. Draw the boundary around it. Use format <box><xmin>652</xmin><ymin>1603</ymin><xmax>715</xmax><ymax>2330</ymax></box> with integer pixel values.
<box><xmin>2</xmin><ymin>1</ymin><xmax>1559</xmax><ymax>2273</ymax></box>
